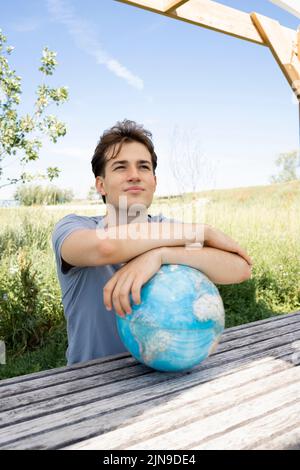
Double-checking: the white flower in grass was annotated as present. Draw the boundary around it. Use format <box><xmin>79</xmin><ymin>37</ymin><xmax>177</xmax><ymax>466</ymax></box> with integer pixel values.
<box><xmin>9</xmin><ymin>266</ymin><xmax>18</xmax><ymax>274</ymax></box>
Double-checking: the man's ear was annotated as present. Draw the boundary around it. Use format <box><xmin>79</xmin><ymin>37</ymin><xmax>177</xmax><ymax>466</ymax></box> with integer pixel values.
<box><xmin>95</xmin><ymin>176</ymin><xmax>106</xmax><ymax>197</ymax></box>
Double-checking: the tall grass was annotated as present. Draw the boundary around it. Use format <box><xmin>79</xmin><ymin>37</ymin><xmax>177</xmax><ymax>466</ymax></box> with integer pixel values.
<box><xmin>14</xmin><ymin>185</ymin><xmax>74</xmax><ymax>206</ymax></box>
<box><xmin>0</xmin><ymin>181</ymin><xmax>299</xmax><ymax>379</ymax></box>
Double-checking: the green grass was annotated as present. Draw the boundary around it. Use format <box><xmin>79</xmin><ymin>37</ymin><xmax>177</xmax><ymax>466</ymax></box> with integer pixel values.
<box><xmin>0</xmin><ymin>327</ymin><xmax>68</xmax><ymax>380</ymax></box>
<box><xmin>0</xmin><ymin>180</ymin><xmax>299</xmax><ymax>380</ymax></box>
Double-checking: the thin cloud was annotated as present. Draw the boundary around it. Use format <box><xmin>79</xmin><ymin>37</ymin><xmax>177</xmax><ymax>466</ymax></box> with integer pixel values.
<box><xmin>47</xmin><ymin>0</ymin><xmax>144</xmax><ymax>90</ymax></box>
<box><xmin>10</xmin><ymin>18</ymin><xmax>41</xmax><ymax>32</ymax></box>
<box><xmin>49</xmin><ymin>146</ymin><xmax>91</xmax><ymax>161</ymax></box>
<box><xmin>142</xmin><ymin>19</ymin><xmax>165</xmax><ymax>34</ymax></box>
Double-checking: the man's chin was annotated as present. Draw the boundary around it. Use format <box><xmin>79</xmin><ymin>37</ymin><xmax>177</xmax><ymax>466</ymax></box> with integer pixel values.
<box><xmin>127</xmin><ymin>201</ymin><xmax>150</xmax><ymax>211</ymax></box>
<box><xmin>109</xmin><ymin>193</ymin><xmax>153</xmax><ymax>211</ymax></box>
<box><xmin>123</xmin><ymin>193</ymin><xmax>149</xmax><ymax>203</ymax></box>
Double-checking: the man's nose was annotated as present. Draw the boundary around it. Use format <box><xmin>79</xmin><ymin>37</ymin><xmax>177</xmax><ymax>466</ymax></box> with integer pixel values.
<box><xmin>127</xmin><ymin>167</ymin><xmax>141</xmax><ymax>180</ymax></box>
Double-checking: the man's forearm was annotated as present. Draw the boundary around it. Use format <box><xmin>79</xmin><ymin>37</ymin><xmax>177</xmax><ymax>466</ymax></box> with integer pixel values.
<box><xmin>161</xmin><ymin>246</ymin><xmax>252</xmax><ymax>285</ymax></box>
<box><xmin>101</xmin><ymin>222</ymin><xmax>206</xmax><ymax>265</ymax></box>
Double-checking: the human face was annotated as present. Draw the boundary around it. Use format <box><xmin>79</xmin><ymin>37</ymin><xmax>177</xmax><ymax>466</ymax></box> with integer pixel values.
<box><xmin>95</xmin><ymin>141</ymin><xmax>157</xmax><ymax>211</ymax></box>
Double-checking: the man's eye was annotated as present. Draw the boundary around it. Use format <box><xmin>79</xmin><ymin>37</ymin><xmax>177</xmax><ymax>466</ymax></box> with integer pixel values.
<box><xmin>114</xmin><ymin>165</ymin><xmax>150</xmax><ymax>170</ymax></box>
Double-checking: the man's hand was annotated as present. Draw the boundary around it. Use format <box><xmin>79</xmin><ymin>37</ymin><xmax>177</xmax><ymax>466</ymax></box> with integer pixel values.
<box><xmin>103</xmin><ymin>248</ymin><xmax>163</xmax><ymax>318</ymax></box>
<box><xmin>204</xmin><ymin>225</ymin><xmax>253</xmax><ymax>266</ymax></box>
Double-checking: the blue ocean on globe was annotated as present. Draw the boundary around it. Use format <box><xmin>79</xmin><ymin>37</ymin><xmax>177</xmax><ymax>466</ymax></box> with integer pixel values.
<box><xmin>116</xmin><ymin>264</ymin><xmax>225</xmax><ymax>372</ymax></box>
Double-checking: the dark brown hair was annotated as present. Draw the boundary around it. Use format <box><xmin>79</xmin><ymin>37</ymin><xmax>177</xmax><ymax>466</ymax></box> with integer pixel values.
<box><xmin>91</xmin><ymin>119</ymin><xmax>158</xmax><ymax>203</ymax></box>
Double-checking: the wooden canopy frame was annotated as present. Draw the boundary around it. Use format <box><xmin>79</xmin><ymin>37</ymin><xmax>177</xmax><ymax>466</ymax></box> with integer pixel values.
<box><xmin>115</xmin><ymin>0</ymin><xmax>300</xmax><ymax>98</ymax></box>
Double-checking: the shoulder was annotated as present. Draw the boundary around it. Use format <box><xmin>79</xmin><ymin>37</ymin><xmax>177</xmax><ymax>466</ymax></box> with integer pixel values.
<box><xmin>53</xmin><ymin>213</ymin><xmax>103</xmax><ymax>232</ymax></box>
<box><xmin>53</xmin><ymin>212</ymin><xmax>102</xmax><ymax>225</ymax></box>
<box><xmin>52</xmin><ymin>213</ymin><xmax>104</xmax><ymax>248</ymax></box>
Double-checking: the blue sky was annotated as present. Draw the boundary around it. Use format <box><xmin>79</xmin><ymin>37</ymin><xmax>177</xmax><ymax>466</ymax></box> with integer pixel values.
<box><xmin>1</xmin><ymin>0</ymin><xmax>299</xmax><ymax>199</ymax></box>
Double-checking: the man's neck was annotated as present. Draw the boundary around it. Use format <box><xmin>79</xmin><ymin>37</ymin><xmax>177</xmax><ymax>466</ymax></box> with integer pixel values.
<box><xmin>103</xmin><ymin>207</ymin><xmax>149</xmax><ymax>228</ymax></box>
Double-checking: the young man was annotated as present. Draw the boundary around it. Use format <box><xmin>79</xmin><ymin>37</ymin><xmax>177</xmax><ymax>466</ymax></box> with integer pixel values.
<box><xmin>52</xmin><ymin>119</ymin><xmax>252</xmax><ymax>366</ymax></box>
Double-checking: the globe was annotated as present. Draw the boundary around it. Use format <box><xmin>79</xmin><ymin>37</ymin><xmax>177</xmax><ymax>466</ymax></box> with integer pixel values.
<box><xmin>115</xmin><ymin>264</ymin><xmax>225</xmax><ymax>372</ymax></box>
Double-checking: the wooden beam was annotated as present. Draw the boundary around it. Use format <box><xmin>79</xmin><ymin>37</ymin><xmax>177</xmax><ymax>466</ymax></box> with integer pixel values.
<box><xmin>251</xmin><ymin>12</ymin><xmax>300</xmax><ymax>98</ymax></box>
<box><xmin>115</xmin><ymin>0</ymin><xmax>300</xmax><ymax>97</ymax></box>
<box><xmin>115</xmin><ymin>0</ymin><xmax>296</xmax><ymax>46</ymax></box>
<box><xmin>115</xmin><ymin>0</ymin><xmax>264</xmax><ymax>45</ymax></box>
<box><xmin>163</xmin><ymin>1</ymin><xmax>190</xmax><ymax>14</ymax></box>
<box><xmin>268</xmin><ymin>0</ymin><xmax>300</xmax><ymax>19</ymax></box>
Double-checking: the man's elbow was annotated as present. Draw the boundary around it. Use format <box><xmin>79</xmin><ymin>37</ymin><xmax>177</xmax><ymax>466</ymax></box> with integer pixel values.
<box><xmin>223</xmin><ymin>256</ymin><xmax>252</xmax><ymax>284</ymax></box>
<box><xmin>98</xmin><ymin>239</ymin><xmax>126</xmax><ymax>265</ymax></box>
<box><xmin>229</xmin><ymin>258</ymin><xmax>252</xmax><ymax>284</ymax></box>
<box><xmin>97</xmin><ymin>239</ymin><xmax>116</xmax><ymax>265</ymax></box>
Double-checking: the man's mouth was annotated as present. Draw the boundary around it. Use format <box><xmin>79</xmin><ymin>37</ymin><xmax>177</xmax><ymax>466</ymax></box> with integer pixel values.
<box><xmin>124</xmin><ymin>187</ymin><xmax>144</xmax><ymax>193</ymax></box>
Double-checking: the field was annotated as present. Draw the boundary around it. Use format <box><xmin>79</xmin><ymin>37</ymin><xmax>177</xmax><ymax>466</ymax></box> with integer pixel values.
<box><xmin>0</xmin><ymin>180</ymin><xmax>299</xmax><ymax>380</ymax></box>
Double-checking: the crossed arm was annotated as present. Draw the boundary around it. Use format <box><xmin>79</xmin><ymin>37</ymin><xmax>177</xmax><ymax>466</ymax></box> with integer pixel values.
<box><xmin>100</xmin><ymin>222</ymin><xmax>253</xmax><ymax>317</ymax></box>
<box><xmin>60</xmin><ymin>220</ymin><xmax>253</xmax><ymax>318</ymax></box>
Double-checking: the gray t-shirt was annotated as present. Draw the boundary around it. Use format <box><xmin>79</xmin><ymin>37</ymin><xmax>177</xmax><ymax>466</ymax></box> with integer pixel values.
<box><xmin>52</xmin><ymin>212</ymin><xmax>174</xmax><ymax>365</ymax></box>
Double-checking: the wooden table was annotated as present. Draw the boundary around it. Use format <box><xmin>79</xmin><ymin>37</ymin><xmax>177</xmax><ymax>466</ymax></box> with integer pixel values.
<box><xmin>0</xmin><ymin>312</ymin><xmax>299</xmax><ymax>450</ymax></box>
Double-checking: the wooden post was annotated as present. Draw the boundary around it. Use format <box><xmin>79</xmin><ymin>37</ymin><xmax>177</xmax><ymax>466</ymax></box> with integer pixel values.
<box><xmin>298</xmin><ymin>26</ymin><xmax>300</xmax><ymax>62</ymax></box>
<box><xmin>251</xmin><ymin>12</ymin><xmax>300</xmax><ymax>99</ymax></box>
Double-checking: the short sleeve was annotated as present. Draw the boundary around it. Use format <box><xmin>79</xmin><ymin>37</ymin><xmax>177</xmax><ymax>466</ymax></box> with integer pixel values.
<box><xmin>52</xmin><ymin>213</ymin><xmax>95</xmax><ymax>275</ymax></box>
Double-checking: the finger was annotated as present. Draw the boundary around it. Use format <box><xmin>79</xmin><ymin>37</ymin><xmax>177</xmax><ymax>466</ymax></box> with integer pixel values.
<box><xmin>131</xmin><ymin>278</ymin><xmax>142</xmax><ymax>305</ymax></box>
<box><xmin>118</xmin><ymin>273</ymin><xmax>136</xmax><ymax>315</ymax></box>
<box><xmin>112</xmin><ymin>273</ymin><xmax>132</xmax><ymax>317</ymax></box>
<box><xmin>103</xmin><ymin>275</ymin><xmax>120</xmax><ymax>310</ymax></box>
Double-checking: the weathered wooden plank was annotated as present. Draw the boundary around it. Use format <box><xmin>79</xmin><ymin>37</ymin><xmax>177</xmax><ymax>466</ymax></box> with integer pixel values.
<box><xmin>115</xmin><ymin>0</ymin><xmax>296</xmax><ymax>46</ymax></box>
<box><xmin>0</xmin><ymin>338</ymin><xmax>296</xmax><ymax>419</ymax></box>
<box><xmin>222</xmin><ymin>311</ymin><xmax>300</xmax><ymax>335</ymax></box>
<box><xmin>253</xmin><ymin>425</ymin><xmax>300</xmax><ymax>450</ymax></box>
<box><xmin>0</xmin><ymin>344</ymin><xmax>298</xmax><ymax>449</ymax></box>
<box><xmin>0</xmin><ymin>313</ymin><xmax>299</xmax><ymax>399</ymax></box>
<box><xmin>63</xmin><ymin>360</ymin><xmax>299</xmax><ymax>450</ymax></box>
<box><xmin>222</xmin><ymin>311</ymin><xmax>299</xmax><ymax>334</ymax></box>
<box><xmin>0</xmin><ymin>348</ymin><xmax>291</xmax><ymax>429</ymax></box>
<box><xmin>0</xmin><ymin>364</ymin><xmax>156</xmax><ymax>413</ymax></box>
<box><xmin>0</xmin><ymin>361</ymin><xmax>152</xmax><ymax>403</ymax></box>
<box><xmin>216</xmin><ymin>320</ymin><xmax>300</xmax><ymax>354</ymax></box>
<box><xmin>1</xmin><ymin>324</ymin><xmax>299</xmax><ymax>412</ymax></box>
<box><xmin>0</xmin><ymin>351</ymin><xmax>131</xmax><ymax>387</ymax></box>
<box><xmin>192</xmin><ymin>400</ymin><xmax>300</xmax><ymax>450</ymax></box>
<box><xmin>0</xmin><ymin>312</ymin><xmax>298</xmax><ymax>392</ymax></box>
<box><xmin>122</xmin><ymin>379</ymin><xmax>300</xmax><ymax>450</ymax></box>
<box><xmin>0</xmin><ymin>314</ymin><xmax>298</xmax><ymax>450</ymax></box>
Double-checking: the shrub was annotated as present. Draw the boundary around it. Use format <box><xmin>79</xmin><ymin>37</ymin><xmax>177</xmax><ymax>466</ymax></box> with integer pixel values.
<box><xmin>0</xmin><ymin>249</ymin><xmax>65</xmax><ymax>356</ymax></box>
<box><xmin>14</xmin><ymin>184</ymin><xmax>73</xmax><ymax>206</ymax></box>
